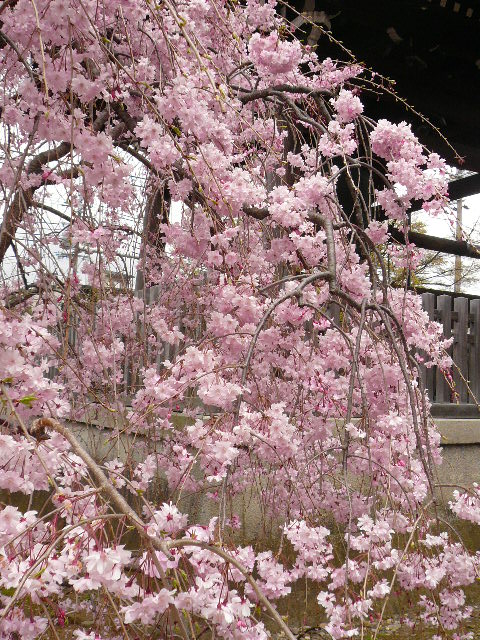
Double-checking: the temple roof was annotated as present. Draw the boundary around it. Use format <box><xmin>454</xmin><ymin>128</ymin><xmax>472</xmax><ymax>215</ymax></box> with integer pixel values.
<box><xmin>289</xmin><ymin>0</ymin><xmax>480</xmax><ymax>178</ymax></box>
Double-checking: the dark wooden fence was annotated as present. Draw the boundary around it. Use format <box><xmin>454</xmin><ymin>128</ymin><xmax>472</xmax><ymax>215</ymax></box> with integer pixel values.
<box><xmin>123</xmin><ymin>285</ymin><xmax>188</xmax><ymax>392</ymax></box>
<box><xmin>421</xmin><ymin>292</ymin><xmax>480</xmax><ymax>409</ymax></box>
<box><xmin>47</xmin><ymin>288</ymin><xmax>480</xmax><ymax>413</ymax></box>
<box><xmin>134</xmin><ymin>290</ymin><xmax>480</xmax><ymax>411</ymax></box>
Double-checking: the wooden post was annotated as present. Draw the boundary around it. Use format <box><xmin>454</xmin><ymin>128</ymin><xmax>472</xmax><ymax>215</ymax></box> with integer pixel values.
<box><xmin>470</xmin><ymin>299</ymin><xmax>480</xmax><ymax>405</ymax></box>
<box><xmin>421</xmin><ymin>292</ymin><xmax>436</xmax><ymax>402</ymax></box>
<box><xmin>454</xmin><ymin>198</ymin><xmax>463</xmax><ymax>292</ymax></box>
<box><xmin>453</xmin><ymin>297</ymin><xmax>468</xmax><ymax>403</ymax></box>
<box><xmin>436</xmin><ymin>295</ymin><xmax>453</xmax><ymax>403</ymax></box>
<box><xmin>124</xmin><ymin>287</ymin><xmax>145</xmax><ymax>393</ymax></box>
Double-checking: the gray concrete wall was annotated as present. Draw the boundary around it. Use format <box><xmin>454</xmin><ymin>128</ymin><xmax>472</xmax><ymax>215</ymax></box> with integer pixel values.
<box><xmin>434</xmin><ymin>418</ymin><xmax>480</xmax><ymax>507</ymax></box>
<box><xmin>67</xmin><ymin>411</ymin><xmax>480</xmax><ymax>537</ymax></box>
<box><xmin>5</xmin><ymin>407</ymin><xmax>480</xmax><ymax>541</ymax></box>
<box><xmin>71</xmin><ymin>411</ymin><xmax>480</xmax><ymax>497</ymax></box>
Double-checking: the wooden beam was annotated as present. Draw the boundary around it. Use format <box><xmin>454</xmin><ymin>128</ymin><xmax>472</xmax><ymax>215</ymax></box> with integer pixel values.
<box><xmin>448</xmin><ymin>173</ymin><xmax>480</xmax><ymax>200</ymax></box>
<box><xmin>390</xmin><ymin>227</ymin><xmax>480</xmax><ymax>259</ymax></box>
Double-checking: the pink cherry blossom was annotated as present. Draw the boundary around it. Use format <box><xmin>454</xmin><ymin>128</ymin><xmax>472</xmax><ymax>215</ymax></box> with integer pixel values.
<box><xmin>0</xmin><ymin>0</ymin><xmax>472</xmax><ymax>637</ymax></box>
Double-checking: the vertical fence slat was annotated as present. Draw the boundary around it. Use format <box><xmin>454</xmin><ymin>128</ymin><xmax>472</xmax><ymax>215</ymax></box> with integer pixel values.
<box><xmin>436</xmin><ymin>295</ymin><xmax>452</xmax><ymax>403</ymax></box>
<box><xmin>147</xmin><ymin>285</ymin><xmax>160</xmax><ymax>366</ymax></box>
<box><xmin>421</xmin><ymin>293</ymin><xmax>436</xmax><ymax>402</ymax></box>
<box><xmin>124</xmin><ymin>288</ymin><xmax>145</xmax><ymax>393</ymax></box>
<box><xmin>453</xmin><ymin>297</ymin><xmax>469</xmax><ymax>403</ymax></box>
<box><xmin>470</xmin><ymin>299</ymin><xmax>480</xmax><ymax>405</ymax></box>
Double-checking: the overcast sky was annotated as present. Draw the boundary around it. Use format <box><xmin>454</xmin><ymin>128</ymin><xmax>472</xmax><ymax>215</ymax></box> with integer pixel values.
<box><xmin>416</xmin><ymin>193</ymin><xmax>480</xmax><ymax>294</ymax></box>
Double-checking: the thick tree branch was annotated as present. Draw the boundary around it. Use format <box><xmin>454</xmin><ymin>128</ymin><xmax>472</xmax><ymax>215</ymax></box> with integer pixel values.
<box><xmin>237</xmin><ymin>83</ymin><xmax>331</xmax><ymax>104</ymax></box>
<box><xmin>0</xmin><ymin>111</ymin><xmax>110</xmax><ymax>265</ymax></box>
<box><xmin>32</xmin><ymin>201</ymin><xmax>71</xmax><ymax>223</ymax></box>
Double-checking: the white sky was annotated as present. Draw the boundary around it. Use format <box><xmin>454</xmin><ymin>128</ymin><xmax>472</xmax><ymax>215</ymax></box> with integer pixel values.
<box><xmin>4</xmin><ymin>176</ymin><xmax>480</xmax><ymax>294</ymax></box>
<box><xmin>416</xmin><ymin>193</ymin><xmax>480</xmax><ymax>294</ymax></box>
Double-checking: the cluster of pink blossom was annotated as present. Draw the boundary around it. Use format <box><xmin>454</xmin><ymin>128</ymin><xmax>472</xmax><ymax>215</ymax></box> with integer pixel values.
<box><xmin>0</xmin><ymin>0</ymin><xmax>479</xmax><ymax>637</ymax></box>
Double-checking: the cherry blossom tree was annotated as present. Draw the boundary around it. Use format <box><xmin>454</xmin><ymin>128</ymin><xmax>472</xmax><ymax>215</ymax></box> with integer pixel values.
<box><xmin>0</xmin><ymin>0</ymin><xmax>477</xmax><ymax>638</ymax></box>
